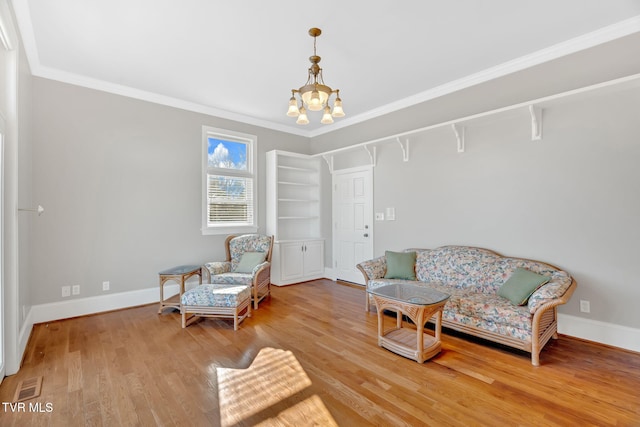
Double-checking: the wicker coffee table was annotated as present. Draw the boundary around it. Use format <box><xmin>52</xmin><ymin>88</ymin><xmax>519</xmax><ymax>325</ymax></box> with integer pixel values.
<box><xmin>368</xmin><ymin>283</ymin><xmax>450</xmax><ymax>363</ymax></box>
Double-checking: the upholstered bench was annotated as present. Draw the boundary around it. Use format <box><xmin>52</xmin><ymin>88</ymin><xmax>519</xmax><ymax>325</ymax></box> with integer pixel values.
<box><xmin>181</xmin><ymin>284</ymin><xmax>251</xmax><ymax>330</ymax></box>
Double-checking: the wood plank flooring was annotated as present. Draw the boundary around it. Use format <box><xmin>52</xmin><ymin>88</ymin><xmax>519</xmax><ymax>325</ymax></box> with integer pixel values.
<box><xmin>1</xmin><ymin>279</ymin><xmax>639</xmax><ymax>426</ymax></box>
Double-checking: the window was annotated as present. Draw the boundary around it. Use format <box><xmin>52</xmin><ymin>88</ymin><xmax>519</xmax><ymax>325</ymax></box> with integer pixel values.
<box><xmin>202</xmin><ymin>126</ymin><xmax>257</xmax><ymax>235</ymax></box>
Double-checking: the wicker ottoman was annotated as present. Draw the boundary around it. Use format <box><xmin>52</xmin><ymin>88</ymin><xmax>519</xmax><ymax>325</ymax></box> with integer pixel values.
<box><xmin>181</xmin><ymin>284</ymin><xmax>251</xmax><ymax>330</ymax></box>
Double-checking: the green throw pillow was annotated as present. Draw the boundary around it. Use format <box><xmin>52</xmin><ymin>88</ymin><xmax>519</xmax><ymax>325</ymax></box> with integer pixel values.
<box><xmin>384</xmin><ymin>251</ymin><xmax>417</xmax><ymax>280</ymax></box>
<box><xmin>235</xmin><ymin>252</ymin><xmax>267</xmax><ymax>273</ymax></box>
<box><xmin>498</xmin><ymin>268</ymin><xmax>550</xmax><ymax>305</ymax></box>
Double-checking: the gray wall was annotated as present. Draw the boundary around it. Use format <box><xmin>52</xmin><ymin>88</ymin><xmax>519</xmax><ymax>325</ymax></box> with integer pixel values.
<box><xmin>314</xmin><ymin>86</ymin><xmax>640</xmax><ymax>328</ymax></box>
<box><xmin>24</xmin><ymin>43</ymin><xmax>640</xmax><ymax>330</ymax></box>
<box><xmin>31</xmin><ymin>78</ymin><xmax>309</xmax><ymax>304</ymax></box>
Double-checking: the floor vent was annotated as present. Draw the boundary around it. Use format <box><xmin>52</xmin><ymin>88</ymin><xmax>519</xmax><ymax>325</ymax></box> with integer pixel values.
<box><xmin>13</xmin><ymin>376</ymin><xmax>43</xmax><ymax>402</ymax></box>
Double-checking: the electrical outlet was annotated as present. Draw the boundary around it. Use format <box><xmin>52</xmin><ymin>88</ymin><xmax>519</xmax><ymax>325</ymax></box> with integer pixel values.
<box><xmin>72</xmin><ymin>285</ymin><xmax>80</xmax><ymax>295</ymax></box>
<box><xmin>62</xmin><ymin>286</ymin><xmax>71</xmax><ymax>297</ymax></box>
<box><xmin>580</xmin><ymin>300</ymin><xmax>591</xmax><ymax>313</ymax></box>
<box><xmin>102</xmin><ymin>281</ymin><xmax>110</xmax><ymax>291</ymax></box>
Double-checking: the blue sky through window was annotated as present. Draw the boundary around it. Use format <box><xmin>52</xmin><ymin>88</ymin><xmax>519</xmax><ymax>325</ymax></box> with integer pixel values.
<box><xmin>208</xmin><ymin>138</ymin><xmax>247</xmax><ymax>170</ymax></box>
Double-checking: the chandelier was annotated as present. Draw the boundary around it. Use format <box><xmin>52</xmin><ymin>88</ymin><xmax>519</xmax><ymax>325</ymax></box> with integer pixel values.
<box><xmin>286</xmin><ymin>28</ymin><xmax>345</xmax><ymax>125</ymax></box>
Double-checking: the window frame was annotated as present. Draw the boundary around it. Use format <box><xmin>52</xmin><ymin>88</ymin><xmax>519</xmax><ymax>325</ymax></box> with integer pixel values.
<box><xmin>201</xmin><ymin>126</ymin><xmax>258</xmax><ymax>235</ymax></box>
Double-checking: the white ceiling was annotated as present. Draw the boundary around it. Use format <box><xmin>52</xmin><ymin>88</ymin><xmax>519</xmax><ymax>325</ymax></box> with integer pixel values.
<box><xmin>11</xmin><ymin>1</ymin><xmax>640</xmax><ymax>137</ymax></box>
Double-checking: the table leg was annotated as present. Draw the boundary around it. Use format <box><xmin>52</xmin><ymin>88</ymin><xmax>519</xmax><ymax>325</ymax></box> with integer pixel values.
<box><xmin>158</xmin><ymin>277</ymin><xmax>165</xmax><ymax>314</ymax></box>
<box><xmin>377</xmin><ymin>308</ymin><xmax>384</xmax><ymax>344</ymax></box>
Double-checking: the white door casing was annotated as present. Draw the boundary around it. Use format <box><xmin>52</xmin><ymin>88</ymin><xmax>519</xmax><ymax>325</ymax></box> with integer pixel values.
<box><xmin>332</xmin><ymin>167</ymin><xmax>373</xmax><ymax>285</ymax></box>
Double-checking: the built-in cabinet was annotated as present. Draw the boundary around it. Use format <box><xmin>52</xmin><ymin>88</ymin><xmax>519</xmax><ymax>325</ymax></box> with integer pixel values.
<box><xmin>266</xmin><ymin>150</ymin><xmax>324</xmax><ymax>286</ymax></box>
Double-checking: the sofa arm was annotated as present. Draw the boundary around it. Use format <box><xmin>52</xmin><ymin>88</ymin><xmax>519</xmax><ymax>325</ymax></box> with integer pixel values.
<box><xmin>357</xmin><ymin>256</ymin><xmax>387</xmax><ymax>282</ymax></box>
<box><xmin>528</xmin><ymin>272</ymin><xmax>576</xmax><ymax>314</ymax></box>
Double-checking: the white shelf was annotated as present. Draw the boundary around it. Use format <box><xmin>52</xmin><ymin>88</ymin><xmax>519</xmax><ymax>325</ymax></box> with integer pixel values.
<box><xmin>277</xmin><ymin>181</ymin><xmax>317</xmax><ymax>186</ymax></box>
<box><xmin>278</xmin><ymin>165</ymin><xmax>316</xmax><ymax>172</ymax></box>
<box><xmin>312</xmin><ymin>72</ymin><xmax>640</xmax><ymax>167</ymax></box>
<box><xmin>278</xmin><ymin>216</ymin><xmax>320</xmax><ymax>220</ymax></box>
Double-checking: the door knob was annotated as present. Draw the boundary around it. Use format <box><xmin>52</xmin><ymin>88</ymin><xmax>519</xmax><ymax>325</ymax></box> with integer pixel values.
<box><xmin>364</xmin><ymin>233</ymin><xmax>369</xmax><ymax>237</ymax></box>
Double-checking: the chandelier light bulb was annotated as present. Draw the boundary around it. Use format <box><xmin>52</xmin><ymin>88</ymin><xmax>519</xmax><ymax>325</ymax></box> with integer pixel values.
<box><xmin>321</xmin><ymin>106</ymin><xmax>334</xmax><ymax>124</ymax></box>
<box><xmin>286</xmin><ymin>96</ymin><xmax>300</xmax><ymax>117</ymax></box>
<box><xmin>308</xmin><ymin>90</ymin><xmax>323</xmax><ymax>111</ymax></box>
<box><xmin>296</xmin><ymin>107</ymin><xmax>309</xmax><ymax>125</ymax></box>
<box><xmin>331</xmin><ymin>96</ymin><xmax>345</xmax><ymax>117</ymax></box>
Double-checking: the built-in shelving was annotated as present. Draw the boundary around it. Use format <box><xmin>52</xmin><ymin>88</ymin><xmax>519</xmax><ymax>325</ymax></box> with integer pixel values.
<box><xmin>266</xmin><ymin>150</ymin><xmax>325</xmax><ymax>286</ymax></box>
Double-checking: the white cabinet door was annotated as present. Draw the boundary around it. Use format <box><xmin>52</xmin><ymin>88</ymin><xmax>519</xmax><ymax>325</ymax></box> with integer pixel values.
<box><xmin>279</xmin><ymin>241</ymin><xmax>305</xmax><ymax>282</ymax></box>
<box><xmin>302</xmin><ymin>240</ymin><xmax>324</xmax><ymax>277</ymax></box>
<box><xmin>272</xmin><ymin>239</ymin><xmax>325</xmax><ymax>285</ymax></box>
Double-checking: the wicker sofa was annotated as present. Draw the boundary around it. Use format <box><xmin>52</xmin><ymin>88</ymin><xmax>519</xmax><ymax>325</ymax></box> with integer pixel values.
<box><xmin>357</xmin><ymin>246</ymin><xmax>576</xmax><ymax>366</ymax></box>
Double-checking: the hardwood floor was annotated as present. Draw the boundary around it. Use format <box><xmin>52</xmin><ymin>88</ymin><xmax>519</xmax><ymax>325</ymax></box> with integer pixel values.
<box><xmin>1</xmin><ymin>279</ymin><xmax>639</xmax><ymax>426</ymax></box>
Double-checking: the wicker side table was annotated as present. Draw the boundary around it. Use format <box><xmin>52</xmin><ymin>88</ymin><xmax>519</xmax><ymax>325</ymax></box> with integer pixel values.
<box><xmin>158</xmin><ymin>265</ymin><xmax>202</xmax><ymax>313</ymax></box>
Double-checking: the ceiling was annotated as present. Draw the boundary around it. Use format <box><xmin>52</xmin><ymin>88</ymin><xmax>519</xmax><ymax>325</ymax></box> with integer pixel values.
<box><xmin>10</xmin><ymin>1</ymin><xmax>640</xmax><ymax>137</ymax></box>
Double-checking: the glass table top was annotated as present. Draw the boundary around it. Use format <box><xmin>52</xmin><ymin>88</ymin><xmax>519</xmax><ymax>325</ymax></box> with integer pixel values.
<box><xmin>158</xmin><ymin>265</ymin><xmax>202</xmax><ymax>275</ymax></box>
<box><xmin>368</xmin><ymin>283</ymin><xmax>450</xmax><ymax>306</ymax></box>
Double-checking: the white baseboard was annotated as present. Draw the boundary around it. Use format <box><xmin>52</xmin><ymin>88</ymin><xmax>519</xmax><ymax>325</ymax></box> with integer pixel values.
<box><xmin>28</xmin><ymin>284</ymin><xmax>180</xmax><ymax>324</ymax></box>
<box><xmin>558</xmin><ymin>313</ymin><xmax>640</xmax><ymax>353</ymax></box>
<box><xmin>323</xmin><ymin>267</ymin><xmax>337</xmax><ymax>281</ymax></box>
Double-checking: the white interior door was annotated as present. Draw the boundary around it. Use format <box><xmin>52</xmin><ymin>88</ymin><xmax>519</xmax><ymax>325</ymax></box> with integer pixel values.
<box><xmin>332</xmin><ymin>167</ymin><xmax>373</xmax><ymax>284</ymax></box>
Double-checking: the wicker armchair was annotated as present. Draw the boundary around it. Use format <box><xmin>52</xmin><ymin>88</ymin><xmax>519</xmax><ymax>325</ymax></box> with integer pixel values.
<box><xmin>202</xmin><ymin>234</ymin><xmax>274</xmax><ymax>309</ymax></box>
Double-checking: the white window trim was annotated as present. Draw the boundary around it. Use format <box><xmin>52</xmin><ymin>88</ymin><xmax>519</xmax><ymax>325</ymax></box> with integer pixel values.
<box><xmin>202</xmin><ymin>126</ymin><xmax>258</xmax><ymax>235</ymax></box>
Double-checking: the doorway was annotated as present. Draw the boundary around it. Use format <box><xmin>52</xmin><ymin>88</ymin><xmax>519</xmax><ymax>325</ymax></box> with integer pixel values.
<box><xmin>332</xmin><ymin>167</ymin><xmax>373</xmax><ymax>285</ymax></box>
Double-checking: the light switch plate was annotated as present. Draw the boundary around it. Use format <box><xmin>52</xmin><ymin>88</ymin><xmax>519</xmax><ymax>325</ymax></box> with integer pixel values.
<box><xmin>386</xmin><ymin>207</ymin><xmax>396</xmax><ymax>221</ymax></box>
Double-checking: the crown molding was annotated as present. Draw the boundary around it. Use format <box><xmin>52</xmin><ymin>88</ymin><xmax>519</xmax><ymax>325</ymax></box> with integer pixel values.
<box><xmin>308</xmin><ymin>14</ymin><xmax>640</xmax><ymax>138</ymax></box>
<box><xmin>11</xmin><ymin>1</ymin><xmax>640</xmax><ymax>139</ymax></box>
<box><xmin>32</xmin><ymin>65</ymin><xmax>312</xmax><ymax>137</ymax></box>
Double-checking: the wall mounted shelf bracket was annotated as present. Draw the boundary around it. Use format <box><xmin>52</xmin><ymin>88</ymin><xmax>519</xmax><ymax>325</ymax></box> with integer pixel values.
<box><xmin>18</xmin><ymin>205</ymin><xmax>45</xmax><ymax>215</ymax></box>
<box><xmin>452</xmin><ymin>124</ymin><xmax>465</xmax><ymax>153</ymax></box>
<box><xmin>363</xmin><ymin>144</ymin><xmax>377</xmax><ymax>167</ymax></box>
<box><xmin>529</xmin><ymin>105</ymin><xmax>543</xmax><ymax>141</ymax></box>
<box><xmin>396</xmin><ymin>137</ymin><xmax>410</xmax><ymax>162</ymax></box>
<box><xmin>322</xmin><ymin>154</ymin><xmax>334</xmax><ymax>173</ymax></box>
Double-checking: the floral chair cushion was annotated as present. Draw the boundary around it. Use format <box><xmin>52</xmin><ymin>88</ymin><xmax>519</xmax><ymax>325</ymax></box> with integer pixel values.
<box><xmin>228</xmin><ymin>234</ymin><xmax>272</xmax><ymax>271</ymax></box>
<box><xmin>209</xmin><ymin>272</ymin><xmax>254</xmax><ymax>287</ymax></box>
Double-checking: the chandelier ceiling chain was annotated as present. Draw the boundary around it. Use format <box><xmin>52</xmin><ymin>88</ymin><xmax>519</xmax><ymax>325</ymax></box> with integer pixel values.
<box><xmin>286</xmin><ymin>27</ymin><xmax>345</xmax><ymax>125</ymax></box>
